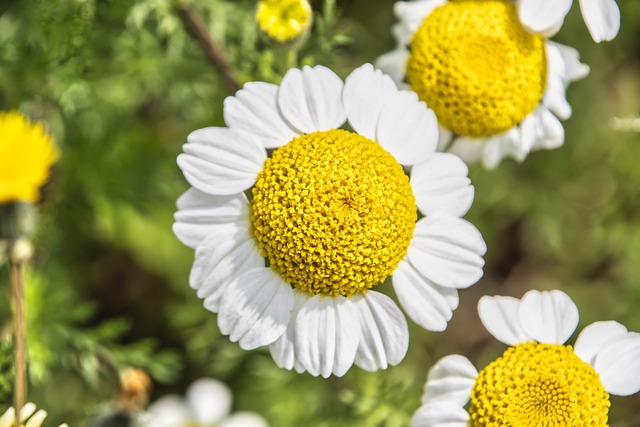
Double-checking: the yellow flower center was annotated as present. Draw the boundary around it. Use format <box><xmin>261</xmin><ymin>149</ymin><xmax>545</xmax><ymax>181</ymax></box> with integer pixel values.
<box><xmin>470</xmin><ymin>342</ymin><xmax>610</xmax><ymax>427</ymax></box>
<box><xmin>0</xmin><ymin>111</ymin><xmax>59</xmax><ymax>203</ymax></box>
<box><xmin>256</xmin><ymin>0</ymin><xmax>312</xmax><ymax>43</ymax></box>
<box><xmin>406</xmin><ymin>0</ymin><xmax>547</xmax><ymax>137</ymax></box>
<box><xmin>250</xmin><ymin>129</ymin><xmax>416</xmax><ymax>297</ymax></box>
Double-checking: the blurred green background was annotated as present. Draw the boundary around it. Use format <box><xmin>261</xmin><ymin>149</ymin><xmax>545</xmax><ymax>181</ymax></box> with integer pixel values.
<box><xmin>1</xmin><ymin>0</ymin><xmax>639</xmax><ymax>425</ymax></box>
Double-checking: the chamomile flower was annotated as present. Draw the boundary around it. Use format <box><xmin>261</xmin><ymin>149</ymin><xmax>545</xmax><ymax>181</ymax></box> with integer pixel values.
<box><xmin>412</xmin><ymin>290</ymin><xmax>640</xmax><ymax>426</ymax></box>
<box><xmin>376</xmin><ymin>0</ymin><xmax>591</xmax><ymax>168</ymax></box>
<box><xmin>518</xmin><ymin>0</ymin><xmax>620</xmax><ymax>43</ymax></box>
<box><xmin>142</xmin><ymin>378</ymin><xmax>268</xmax><ymax>427</ymax></box>
<box><xmin>174</xmin><ymin>64</ymin><xmax>487</xmax><ymax>377</ymax></box>
<box><xmin>256</xmin><ymin>0</ymin><xmax>313</xmax><ymax>43</ymax></box>
<box><xmin>0</xmin><ymin>111</ymin><xmax>58</xmax><ymax>204</ymax></box>
<box><xmin>0</xmin><ymin>403</ymin><xmax>68</xmax><ymax>427</ymax></box>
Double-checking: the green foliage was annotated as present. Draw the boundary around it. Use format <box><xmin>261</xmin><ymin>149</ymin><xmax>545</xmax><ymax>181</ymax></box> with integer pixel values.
<box><xmin>0</xmin><ymin>339</ymin><xmax>13</xmax><ymax>407</ymax></box>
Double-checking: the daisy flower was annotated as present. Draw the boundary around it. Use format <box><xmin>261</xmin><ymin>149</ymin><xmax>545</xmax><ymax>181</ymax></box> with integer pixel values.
<box><xmin>256</xmin><ymin>0</ymin><xmax>313</xmax><ymax>43</ymax></box>
<box><xmin>376</xmin><ymin>0</ymin><xmax>592</xmax><ymax>168</ymax></box>
<box><xmin>174</xmin><ymin>63</ymin><xmax>487</xmax><ymax>377</ymax></box>
<box><xmin>142</xmin><ymin>378</ymin><xmax>268</xmax><ymax>427</ymax></box>
<box><xmin>518</xmin><ymin>0</ymin><xmax>620</xmax><ymax>43</ymax></box>
<box><xmin>0</xmin><ymin>403</ymin><xmax>68</xmax><ymax>427</ymax></box>
<box><xmin>413</xmin><ymin>289</ymin><xmax>640</xmax><ymax>426</ymax></box>
<box><xmin>0</xmin><ymin>111</ymin><xmax>58</xmax><ymax>204</ymax></box>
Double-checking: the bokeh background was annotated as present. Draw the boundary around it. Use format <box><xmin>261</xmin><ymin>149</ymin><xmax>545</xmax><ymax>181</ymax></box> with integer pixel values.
<box><xmin>1</xmin><ymin>0</ymin><xmax>639</xmax><ymax>425</ymax></box>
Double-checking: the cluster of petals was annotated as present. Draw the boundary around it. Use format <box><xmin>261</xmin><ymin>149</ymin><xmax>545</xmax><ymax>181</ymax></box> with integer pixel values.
<box><xmin>376</xmin><ymin>0</ymin><xmax>593</xmax><ymax>168</ymax></box>
<box><xmin>412</xmin><ymin>289</ymin><xmax>640</xmax><ymax>426</ymax></box>
<box><xmin>0</xmin><ymin>403</ymin><xmax>68</xmax><ymax>427</ymax></box>
<box><xmin>174</xmin><ymin>63</ymin><xmax>487</xmax><ymax>377</ymax></box>
<box><xmin>142</xmin><ymin>378</ymin><xmax>267</xmax><ymax>427</ymax></box>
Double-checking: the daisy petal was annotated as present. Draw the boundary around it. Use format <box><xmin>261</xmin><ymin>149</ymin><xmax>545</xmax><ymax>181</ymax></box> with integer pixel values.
<box><xmin>447</xmin><ymin>136</ymin><xmax>485</xmax><ymax>165</ymax></box>
<box><xmin>269</xmin><ymin>290</ymin><xmax>308</xmax><ymax>371</ymax></box>
<box><xmin>295</xmin><ymin>295</ymin><xmax>361</xmax><ymax>378</ymax></box>
<box><xmin>191</xmin><ymin>223</ymin><xmax>262</xmax><ymax>305</ymax></box>
<box><xmin>146</xmin><ymin>396</ymin><xmax>190</xmax><ymax>427</ymax></box>
<box><xmin>25</xmin><ymin>410</ymin><xmax>47</xmax><ymax>427</ymax></box>
<box><xmin>173</xmin><ymin>188</ymin><xmax>250</xmax><ymax>249</ymax></box>
<box><xmin>353</xmin><ymin>291</ymin><xmax>409</xmax><ymax>371</ymax></box>
<box><xmin>548</xmin><ymin>41</ymin><xmax>590</xmax><ymax>84</ymax></box>
<box><xmin>411</xmin><ymin>153</ymin><xmax>474</xmax><ymax>218</ymax></box>
<box><xmin>574</xmin><ymin>321</ymin><xmax>628</xmax><ymax>365</ymax></box>
<box><xmin>277</xmin><ymin>65</ymin><xmax>346</xmax><ymax>133</ymax></box>
<box><xmin>395</xmin><ymin>0</ymin><xmax>447</xmax><ymax>32</ymax></box>
<box><xmin>219</xmin><ymin>413</ymin><xmax>269</xmax><ymax>427</ymax></box>
<box><xmin>186</xmin><ymin>378</ymin><xmax>232</xmax><ymax>425</ymax></box>
<box><xmin>579</xmin><ymin>0</ymin><xmax>620</xmax><ymax>43</ymax></box>
<box><xmin>377</xmin><ymin>90</ymin><xmax>438</xmax><ymax>165</ymax></box>
<box><xmin>543</xmin><ymin>73</ymin><xmax>572</xmax><ymax>120</ymax></box>
<box><xmin>343</xmin><ymin>64</ymin><xmax>398</xmax><ymax>140</ymax></box>
<box><xmin>393</xmin><ymin>260</ymin><xmax>458</xmax><ymax>332</ymax></box>
<box><xmin>374</xmin><ymin>48</ymin><xmax>410</xmax><ymax>86</ymax></box>
<box><xmin>518</xmin><ymin>290</ymin><xmax>579</xmax><ymax>344</ymax></box>
<box><xmin>412</xmin><ymin>403</ymin><xmax>469</xmax><ymax>427</ymax></box>
<box><xmin>530</xmin><ymin>106</ymin><xmax>565</xmax><ymax>151</ymax></box>
<box><xmin>593</xmin><ymin>332</ymin><xmax>640</xmax><ymax>396</ymax></box>
<box><xmin>478</xmin><ymin>295</ymin><xmax>530</xmax><ymax>346</ymax></box>
<box><xmin>516</xmin><ymin>0</ymin><xmax>572</xmax><ymax>35</ymax></box>
<box><xmin>178</xmin><ymin>128</ymin><xmax>266</xmax><ymax>195</ymax></box>
<box><xmin>422</xmin><ymin>355</ymin><xmax>477</xmax><ymax>406</ymax></box>
<box><xmin>218</xmin><ymin>268</ymin><xmax>293</xmax><ymax>350</ymax></box>
<box><xmin>0</xmin><ymin>408</ymin><xmax>15</xmax><ymax>427</ymax></box>
<box><xmin>224</xmin><ymin>82</ymin><xmax>298</xmax><ymax>148</ymax></box>
<box><xmin>407</xmin><ymin>215</ymin><xmax>487</xmax><ymax>289</ymax></box>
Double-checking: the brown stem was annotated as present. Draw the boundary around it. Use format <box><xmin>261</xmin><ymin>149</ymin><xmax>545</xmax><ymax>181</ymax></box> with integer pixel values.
<box><xmin>175</xmin><ymin>3</ymin><xmax>241</xmax><ymax>93</ymax></box>
<box><xmin>9</xmin><ymin>260</ymin><xmax>26</xmax><ymax>416</ymax></box>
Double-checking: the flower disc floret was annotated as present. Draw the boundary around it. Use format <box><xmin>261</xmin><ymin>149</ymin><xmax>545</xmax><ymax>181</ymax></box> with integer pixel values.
<box><xmin>251</xmin><ymin>129</ymin><xmax>417</xmax><ymax>297</ymax></box>
<box><xmin>0</xmin><ymin>111</ymin><xmax>58</xmax><ymax>203</ymax></box>
<box><xmin>256</xmin><ymin>0</ymin><xmax>312</xmax><ymax>43</ymax></box>
<box><xmin>406</xmin><ymin>0</ymin><xmax>547</xmax><ymax>137</ymax></box>
<box><xmin>470</xmin><ymin>342</ymin><xmax>610</xmax><ymax>427</ymax></box>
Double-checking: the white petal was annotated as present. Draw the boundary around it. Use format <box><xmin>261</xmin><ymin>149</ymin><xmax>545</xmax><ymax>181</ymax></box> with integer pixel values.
<box><xmin>446</xmin><ymin>137</ymin><xmax>484</xmax><ymax>165</ymax></box>
<box><xmin>393</xmin><ymin>260</ymin><xmax>458</xmax><ymax>332</ymax></box>
<box><xmin>395</xmin><ymin>0</ymin><xmax>446</xmax><ymax>32</ymax></box>
<box><xmin>574</xmin><ymin>321</ymin><xmax>628</xmax><ymax>365</ymax></box>
<box><xmin>593</xmin><ymin>332</ymin><xmax>640</xmax><ymax>396</ymax></box>
<box><xmin>518</xmin><ymin>290</ymin><xmax>579</xmax><ymax>344</ymax></box>
<box><xmin>219</xmin><ymin>412</ymin><xmax>269</xmax><ymax>427</ymax></box>
<box><xmin>178</xmin><ymin>128</ymin><xmax>266</xmax><ymax>195</ymax></box>
<box><xmin>421</xmin><ymin>355</ymin><xmax>477</xmax><ymax>406</ymax></box>
<box><xmin>374</xmin><ymin>48</ymin><xmax>410</xmax><ymax>86</ymax></box>
<box><xmin>190</xmin><ymin>222</ymin><xmax>263</xmax><ymax>304</ymax></box>
<box><xmin>481</xmin><ymin>128</ymin><xmax>527</xmax><ymax>169</ymax></box>
<box><xmin>547</xmin><ymin>41</ymin><xmax>591</xmax><ymax>84</ymax></box>
<box><xmin>19</xmin><ymin>403</ymin><xmax>37</xmax><ymax>422</ymax></box>
<box><xmin>436</xmin><ymin>126</ymin><xmax>453</xmax><ymax>152</ymax></box>
<box><xmin>377</xmin><ymin>90</ymin><xmax>438</xmax><ymax>165</ymax></box>
<box><xmin>543</xmin><ymin>73</ymin><xmax>572</xmax><ymax>120</ymax></box>
<box><xmin>24</xmin><ymin>410</ymin><xmax>47</xmax><ymax>427</ymax></box>
<box><xmin>218</xmin><ymin>268</ymin><xmax>293</xmax><ymax>350</ymax></box>
<box><xmin>269</xmin><ymin>290</ymin><xmax>309</xmax><ymax>371</ymax></box>
<box><xmin>224</xmin><ymin>82</ymin><xmax>298</xmax><ymax>148</ymax></box>
<box><xmin>353</xmin><ymin>291</ymin><xmax>409</xmax><ymax>371</ymax></box>
<box><xmin>407</xmin><ymin>215</ymin><xmax>487</xmax><ymax>289</ymax></box>
<box><xmin>173</xmin><ymin>188</ymin><xmax>250</xmax><ymax>249</ymax></box>
<box><xmin>343</xmin><ymin>64</ymin><xmax>398</xmax><ymax>140</ymax></box>
<box><xmin>412</xmin><ymin>403</ymin><xmax>469</xmax><ymax>427</ymax></box>
<box><xmin>517</xmin><ymin>0</ymin><xmax>572</xmax><ymax>35</ymax></box>
<box><xmin>411</xmin><ymin>153</ymin><xmax>474</xmax><ymax>218</ymax></box>
<box><xmin>529</xmin><ymin>106</ymin><xmax>565</xmax><ymax>151</ymax></box>
<box><xmin>277</xmin><ymin>65</ymin><xmax>346</xmax><ymax>133</ymax></box>
<box><xmin>294</xmin><ymin>295</ymin><xmax>361</xmax><ymax>378</ymax></box>
<box><xmin>392</xmin><ymin>22</ymin><xmax>414</xmax><ymax>47</ymax></box>
<box><xmin>579</xmin><ymin>0</ymin><xmax>620</xmax><ymax>42</ymax></box>
<box><xmin>186</xmin><ymin>378</ymin><xmax>232</xmax><ymax>424</ymax></box>
<box><xmin>0</xmin><ymin>407</ymin><xmax>14</xmax><ymax>427</ymax></box>
<box><xmin>146</xmin><ymin>396</ymin><xmax>190</xmax><ymax>427</ymax></box>
<box><xmin>477</xmin><ymin>295</ymin><xmax>530</xmax><ymax>346</ymax></box>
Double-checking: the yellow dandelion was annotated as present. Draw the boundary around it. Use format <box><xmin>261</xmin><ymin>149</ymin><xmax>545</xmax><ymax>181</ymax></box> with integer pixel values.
<box><xmin>256</xmin><ymin>0</ymin><xmax>313</xmax><ymax>43</ymax></box>
<box><xmin>0</xmin><ymin>111</ymin><xmax>58</xmax><ymax>204</ymax></box>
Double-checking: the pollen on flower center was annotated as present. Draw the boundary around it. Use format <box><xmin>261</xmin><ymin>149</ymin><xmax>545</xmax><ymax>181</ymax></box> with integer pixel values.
<box><xmin>470</xmin><ymin>342</ymin><xmax>610</xmax><ymax>427</ymax></box>
<box><xmin>250</xmin><ymin>129</ymin><xmax>417</xmax><ymax>297</ymax></box>
<box><xmin>256</xmin><ymin>0</ymin><xmax>312</xmax><ymax>43</ymax></box>
<box><xmin>406</xmin><ymin>0</ymin><xmax>547</xmax><ymax>137</ymax></box>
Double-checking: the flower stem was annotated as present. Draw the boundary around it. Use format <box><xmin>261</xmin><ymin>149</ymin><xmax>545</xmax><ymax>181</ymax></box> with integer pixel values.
<box><xmin>9</xmin><ymin>258</ymin><xmax>26</xmax><ymax>415</ymax></box>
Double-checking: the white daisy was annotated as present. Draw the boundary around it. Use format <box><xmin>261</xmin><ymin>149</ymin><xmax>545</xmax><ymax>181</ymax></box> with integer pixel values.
<box><xmin>376</xmin><ymin>0</ymin><xmax>591</xmax><ymax>169</ymax></box>
<box><xmin>142</xmin><ymin>378</ymin><xmax>268</xmax><ymax>427</ymax></box>
<box><xmin>412</xmin><ymin>289</ymin><xmax>640</xmax><ymax>426</ymax></box>
<box><xmin>174</xmin><ymin>63</ymin><xmax>487</xmax><ymax>377</ymax></box>
<box><xmin>0</xmin><ymin>403</ymin><xmax>68</xmax><ymax>427</ymax></box>
<box><xmin>517</xmin><ymin>0</ymin><xmax>620</xmax><ymax>43</ymax></box>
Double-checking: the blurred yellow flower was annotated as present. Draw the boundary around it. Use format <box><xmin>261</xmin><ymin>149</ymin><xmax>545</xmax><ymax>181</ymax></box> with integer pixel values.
<box><xmin>0</xmin><ymin>111</ymin><xmax>58</xmax><ymax>204</ymax></box>
<box><xmin>256</xmin><ymin>0</ymin><xmax>312</xmax><ymax>43</ymax></box>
